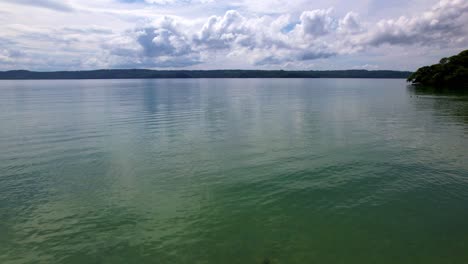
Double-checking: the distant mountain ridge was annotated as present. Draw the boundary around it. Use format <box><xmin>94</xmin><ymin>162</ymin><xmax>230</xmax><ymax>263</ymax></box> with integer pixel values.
<box><xmin>0</xmin><ymin>69</ymin><xmax>412</xmax><ymax>80</ymax></box>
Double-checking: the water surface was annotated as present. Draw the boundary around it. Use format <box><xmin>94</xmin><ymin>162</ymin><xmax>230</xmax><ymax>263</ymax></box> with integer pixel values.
<box><xmin>1</xmin><ymin>79</ymin><xmax>468</xmax><ymax>263</ymax></box>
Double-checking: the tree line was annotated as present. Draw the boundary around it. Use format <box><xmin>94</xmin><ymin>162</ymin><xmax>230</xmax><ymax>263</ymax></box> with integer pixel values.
<box><xmin>0</xmin><ymin>69</ymin><xmax>411</xmax><ymax>80</ymax></box>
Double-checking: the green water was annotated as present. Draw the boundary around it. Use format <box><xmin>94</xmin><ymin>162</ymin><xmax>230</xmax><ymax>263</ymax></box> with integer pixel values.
<box><xmin>0</xmin><ymin>79</ymin><xmax>467</xmax><ymax>264</ymax></box>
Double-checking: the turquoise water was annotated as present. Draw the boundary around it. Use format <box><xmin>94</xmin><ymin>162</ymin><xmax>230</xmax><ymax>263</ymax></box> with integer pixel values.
<box><xmin>0</xmin><ymin>79</ymin><xmax>467</xmax><ymax>263</ymax></box>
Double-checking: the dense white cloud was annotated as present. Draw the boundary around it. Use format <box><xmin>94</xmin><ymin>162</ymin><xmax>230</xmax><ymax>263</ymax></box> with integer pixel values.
<box><xmin>338</xmin><ymin>12</ymin><xmax>362</xmax><ymax>34</ymax></box>
<box><xmin>0</xmin><ymin>0</ymin><xmax>466</xmax><ymax>70</ymax></box>
<box><xmin>366</xmin><ymin>0</ymin><xmax>468</xmax><ymax>47</ymax></box>
<box><xmin>106</xmin><ymin>9</ymin><xmax>341</xmax><ymax>67</ymax></box>
<box><xmin>298</xmin><ymin>9</ymin><xmax>336</xmax><ymax>37</ymax></box>
<box><xmin>105</xmin><ymin>17</ymin><xmax>201</xmax><ymax>67</ymax></box>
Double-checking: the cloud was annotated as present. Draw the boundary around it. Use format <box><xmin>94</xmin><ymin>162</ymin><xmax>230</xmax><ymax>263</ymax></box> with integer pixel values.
<box><xmin>190</xmin><ymin>10</ymin><xmax>339</xmax><ymax>65</ymax></box>
<box><xmin>298</xmin><ymin>8</ymin><xmax>336</xmax><ymax>37</ymax></box>
<box><xmin>193</xmin><ymin>11</ymin><xmax>291</xmax><ymax>50</ymax></box>
<box><xmin>338</xmin><ymin>12</ymin><xmax>362</xmax><ymax>34</ymax></box>
<box><xmin>1</xmin><ymin>0</ymin><xmax>466</xmax><ymax>70</ymax></box>
<box><xmin>117</xmin><ymin>0</ymin><xmax>214</xmax><ymax>5</ymax></box>
<box><xmin>144</xmin><ymin>0</ymin><xmax>214</xmax><ymax>3</ymax></box>
<box><xmin>352</xmin><ymin>64</ymin><xmax>379</xmax><ymax>70</ymax></box>
<box><xmin>62</xmin><ymin>26</ymin><xmax>114</xmax><ymax>35</ymax></box>
<box><xmin>101</xmin><ymin>0</ymin><xmax>467</xmax><ymax>68</ymax></box>
<box><xmin>2</xmin><ymin>0</ymin><xmax>74</xmax><ymax>12</ymax></box>
<box><xmin>194</xmin><ymin>10</ymin><xmax>248</xmax><ymax>49</ymax></box>
<box><xmin>254</xmin><ymin>49</ymin><xmax>335</xmax><ymax>66</ymax></box>
<box><xmin>106</xmin><ymin>17</ymin><xmax>201</xmax><ymax>68</ymax></box>
<box><xmin>366</xmin><ymin>0</ymin><xmax>468</xmax><ymax>47</ymax></box>
<box><xmin>0</xmin><ymin>49</ymin><xmax>24</xmax><ymax>63</ymax></box>
<box><xmin>137</xmin><ymin>18</ymin><xmax>193</xmax><ymax>57</ymax></box>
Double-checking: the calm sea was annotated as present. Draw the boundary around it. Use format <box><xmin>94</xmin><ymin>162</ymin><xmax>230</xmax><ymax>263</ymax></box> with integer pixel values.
<box><xmin>1</xmin><ymin>79</ymin><xmax>467</xmax><ymax>263</ymax></box>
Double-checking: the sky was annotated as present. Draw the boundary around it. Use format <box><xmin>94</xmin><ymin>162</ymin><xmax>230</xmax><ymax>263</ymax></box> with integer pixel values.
<box><xmin>0</xmin><ymin>0</ymin><xmax>467</xmax><ymax>71</ymax></box>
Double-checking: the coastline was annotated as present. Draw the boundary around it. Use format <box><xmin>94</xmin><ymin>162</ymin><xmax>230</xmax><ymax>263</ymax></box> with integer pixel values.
<box><xmin>0</xmin><ymin>69</ymin><xmax>412</xmax><ymax>80</ymax></box>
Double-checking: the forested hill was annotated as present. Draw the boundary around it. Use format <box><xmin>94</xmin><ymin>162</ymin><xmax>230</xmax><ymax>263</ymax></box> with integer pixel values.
<box><xmin>408</xmin><ymin>49</ymin><xmax>468</xmax><ymax>87</ymax></box>
<box><xmin>0</xmin><ymin>69</ymin><xmax>412</xmax><ymax>80</ymax></box>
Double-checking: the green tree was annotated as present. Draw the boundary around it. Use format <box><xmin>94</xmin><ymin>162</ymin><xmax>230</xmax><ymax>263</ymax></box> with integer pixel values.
<box><xmin>408</xmin><ymin>49</ymin><xmax>468</xmax><ymax>89</ymax></box>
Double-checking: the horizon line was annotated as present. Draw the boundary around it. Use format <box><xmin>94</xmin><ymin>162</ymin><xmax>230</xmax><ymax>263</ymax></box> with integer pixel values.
<box><xmin>1</xmin><ymin>69</ymin><xmax>413</xmax><ymax>73</ymax></box>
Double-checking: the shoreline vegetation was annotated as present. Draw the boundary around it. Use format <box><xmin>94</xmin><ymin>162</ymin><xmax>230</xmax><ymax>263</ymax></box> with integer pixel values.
<box><xmin>0</xmin><ymin>69</ymin><xmax>411</xmax><ymax>80</ymax></box>
<box><xmin>408</xmin><ymin>49</ymin><xmax>468</xmax><ymax>89</ymax></box>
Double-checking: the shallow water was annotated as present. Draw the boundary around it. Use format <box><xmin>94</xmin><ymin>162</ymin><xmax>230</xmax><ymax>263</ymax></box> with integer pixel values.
<box><xmin>1</xmin><ymin>79</ymin><xmax>468</xmax><ymax>264</ymax></box>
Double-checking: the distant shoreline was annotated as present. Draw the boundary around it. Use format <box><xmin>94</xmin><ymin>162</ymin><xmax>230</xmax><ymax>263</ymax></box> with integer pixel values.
<box><xmin>0</xmin><ymin>69</ymin><xmax>412</xmax><ymax>80</ymax></box>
